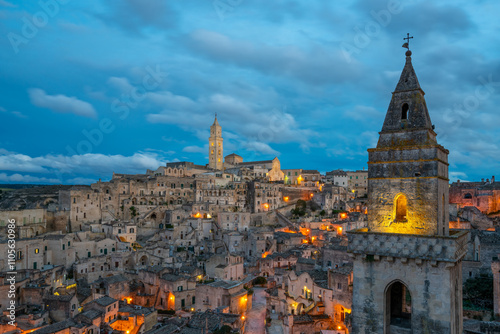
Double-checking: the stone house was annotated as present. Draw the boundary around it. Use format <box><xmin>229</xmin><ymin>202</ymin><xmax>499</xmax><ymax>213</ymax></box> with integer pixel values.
<box><xmin>31</xmin><ymin>318</ymin><xmax>95</xmax><ymax>334</ymax></box>
<box><xmin>84</xmin><ymin>295</ymin><xmax>119</xmax><ymax>324</ymax></box>
<box><xmin>346</xmin><ymin>170</ymin><xmax>368</xmax><ymax>198</ymax></box>
<box><xmin>282</xmin><ymin>168</ymin><xmax>307</xmax><ymax>186</ymax></box>
<box><xmin>301</xmin><ymin>170</ymin><xmax>322</xmax><ymax>188</ymax></box>
<box><xmin>157</xmin><ymin>273</ymin><xmax>197</xmax><ymax>310</ymax></box>
<box><xmin>322</xmin><ymin>239</ymin><xmax>351</xmax><ymax>270</ymax></box>
<box><xmin>100</xmin><ymin>221</ymin><xmax>137</xmax><ymax>244</ymax></box>
<box><xmin>325</xmin><ymin>170</ymin><xmax>348</xmax><ymax>187</ymax></box>
<box><xmin>188</xmin><ymin>309</ymin><xmax>246</xmax><ymax>333</ymax></box>
<box><xmin>259</xmin><ymin>251</ymin><xmax>299</xmax><ymax>277</ymax></box>
<box><xmin>218</xmin><ymin>212</ymin><xmax>251</xmax><ymax>232</ymax></box>
<box><xmin>283</xmin><ymin>314</ymin><xmax>333</xmax><ymax>334</ymax></box>
<box><xmin>205</xmin><ymin>254</ymin><xmax>244</xmax><ymax>281</ymax></box>
<box><xmin>43</xmin><ymin>294</ymin><xmax>80</xmax><ymax>323</ymax></box>
<box><xmin>247</xmin><ymin>181</ymin><xmax>282</xmax><ymax>213</ymax></box>
<box><xmin>462</xmin><ymin>229</ymin><xmax>500</xmax><ymax>281</ymax></box>
<box><xmin>91</xmin><ymin>274</ymin><xmax>133</xmax><ymax>301</ymax></box>
<box><xmin>285</xmin><ymin>270</ymin><xmax>333</xmax><ymax>317</ymax></box>
<box><xmin>275</xmin><ymin>231</ymin><xmax>305</xmax><ymax>253</ymax></box>
<box><xmin>110</xmin><ymin>304</ymin><xmax>157</xmax><ymax>333</ymax></box>
<box><xmin>449</xmin><ymin>177</ymin><xmax>500</xmax><ymax>214</ymax></box>
<box><xmin>195</xmin><ymin>280</ymin><xmax>251</xmax><ymax>314</ymax></box>
<box><xmin>328</xmin><ymin>264</ymin><xmax>353</xmax><ymax>331</ymax></box>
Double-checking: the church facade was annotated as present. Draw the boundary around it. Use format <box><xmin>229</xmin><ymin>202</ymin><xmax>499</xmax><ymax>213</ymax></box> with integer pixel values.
<box><xmin>347</xmin><ymin>50</ymin><xmax>468</xmax><ymax>333</ymax></box>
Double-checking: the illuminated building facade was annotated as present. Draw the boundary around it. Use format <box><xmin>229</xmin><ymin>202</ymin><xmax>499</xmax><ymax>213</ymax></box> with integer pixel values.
<box><xmin>347</xmin><ymin>49</ymin><xmax>468</xmax><ymax>334</ymax></box>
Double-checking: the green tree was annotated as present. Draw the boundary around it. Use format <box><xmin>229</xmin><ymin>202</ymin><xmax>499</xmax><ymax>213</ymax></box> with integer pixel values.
<box><xmin>463</xmin><ymin>274</ymin><xmax>493</xmax><ymax>310</ymax></box>
<box><xmin>214</xmin><ymin>325</ymin><xmax>232</xmax><ymax>334</ymax></box>
<box><xmin>296</xmin><ymin>199</ymin><xmax>306</xmax><ymax>210</ymax></box>
<box><xmin>254</xmin><ymin>276</ymin><xmax>267</xmax><ymax>285</ymax></box>
<box><xmin>129</xmin><ymin>206</ymin><xmax>137</xmax><ymax>217</ymax></box>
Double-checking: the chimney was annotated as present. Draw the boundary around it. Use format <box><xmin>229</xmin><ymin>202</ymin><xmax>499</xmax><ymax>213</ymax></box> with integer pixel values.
<box><xmin>457</xmin><ymin>179</ymin><xmax>460</xmax><ymax>183</ymax></box>
<box><xmin>492</xmin><ymin>176</ymin><xmax>495</xmax><ymax>183</ymax></box>
<box><xmin>481</xmin><ymin>178</ymin><xmax>484</xmax><ymax>182</ymax></box>
<box><xmin>487</xmin><ymin>179</ymin><xmax>490</xmax><ymax>183</ymax></box>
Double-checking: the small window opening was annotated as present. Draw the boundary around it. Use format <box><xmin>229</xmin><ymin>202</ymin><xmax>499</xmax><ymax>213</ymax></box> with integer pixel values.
<box><xmin>402</xmin><ymin>103</ymin><xmax>409</xmax><ymax>120</ymax></box>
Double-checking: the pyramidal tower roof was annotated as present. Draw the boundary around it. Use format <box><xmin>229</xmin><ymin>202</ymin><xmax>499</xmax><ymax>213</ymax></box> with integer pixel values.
<box><xmin>394</xmin><ymin>50</ymin><xmax>422</xmax><ymax>93</ymax></box>
<box><xmin>378</xmin><ymin>50</ymin><xmax>434</xmax><ymax>143</ymax></box>
<box><xmin>212</xmin><ymin>113</ymin><xmax>220</xmax><ymax>127</ymax></box>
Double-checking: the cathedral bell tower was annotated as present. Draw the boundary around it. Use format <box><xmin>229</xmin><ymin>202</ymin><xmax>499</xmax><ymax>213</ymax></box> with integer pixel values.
<box><xmin>209</xmin><ymin>114</ymin><xmax>223</xmax><ymax>170</ymax></box>
<box><xmin>347</xmin><ymin>44</ymin><xmax>468</xmax><ymax>334</ymax></box>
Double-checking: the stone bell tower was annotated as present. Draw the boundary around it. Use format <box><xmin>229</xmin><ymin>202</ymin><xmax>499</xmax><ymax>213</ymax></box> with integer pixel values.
<box><xmin>208</xmin><ymin>114</ymin><xmax>223</xmax><ymax>170</ymax></box>
<box><xmin>347</xmin><ymin>46</ymin><xmax>468</xmax><ymax>334</ymax></box>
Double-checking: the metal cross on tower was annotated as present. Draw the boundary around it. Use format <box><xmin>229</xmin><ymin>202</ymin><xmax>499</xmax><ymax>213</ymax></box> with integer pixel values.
<box><xmin>402</xmin><ymin>33</ymin><xmax>413</xmax><ymax>50</ymax></box>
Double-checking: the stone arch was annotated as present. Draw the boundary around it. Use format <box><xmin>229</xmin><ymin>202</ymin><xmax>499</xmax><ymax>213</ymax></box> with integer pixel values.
<box><xmin>384</xmin><ymin>280</ymin><xmax>412</xmax><ymax>332</ymax></box>
<box><xmin>463</xmin><ymin>193</ymin><xmax>472</xmax><ymax>199</ymax></box>
<box><xmin>261</xmin><ymin>270</ymin><xmax>272</xmax><ymax>278</ymax></box>
<box><xmin>296</xmin><ymin>302</ymin><xmax>306</xmax><ymax>315</ymax></box>
<box><xmin>394</xmin><ymin>193</ymin><xmax>408</xmax><ymax>222</ymax></box>
<box><xmin>44</xmin><ymin>198</ymin><xmax>56</xmax><ymax>206</ymax></box>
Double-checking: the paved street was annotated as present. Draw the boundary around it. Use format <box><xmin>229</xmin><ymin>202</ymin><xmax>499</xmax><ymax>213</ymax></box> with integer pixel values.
<box><xmin>245</xmin><ymin>287</ymin><xmax>267</xmax><ymax>333</ymax></box>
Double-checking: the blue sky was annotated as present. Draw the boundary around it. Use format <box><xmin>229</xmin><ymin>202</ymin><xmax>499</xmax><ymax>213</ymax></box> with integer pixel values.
<box><xmin>1</xmin><ymin>0</ymin><xmax>499</xmax><ymax>184</ymax></box>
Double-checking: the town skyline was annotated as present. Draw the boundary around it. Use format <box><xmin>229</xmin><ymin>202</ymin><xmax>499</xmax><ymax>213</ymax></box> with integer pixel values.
<box><xmin>1</xmin><ymin>3</ymin><xmax>500</xmax><ymax>332</ymax></box>
<box><xmin>1</xmin><ymin>1</ymin><xmax>500</xmax><ymax>184</ymax></box>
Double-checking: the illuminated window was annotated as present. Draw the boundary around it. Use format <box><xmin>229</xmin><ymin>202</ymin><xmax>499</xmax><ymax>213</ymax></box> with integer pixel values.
<box><xmin>395</xmin><ymin>194</ymin><xmax>407</xmax><ymax>221</ymax></box>
<box><xmin>35</xmin><ymin>248</ymin><xmax>39</xmax><ymax>254</ymax></box>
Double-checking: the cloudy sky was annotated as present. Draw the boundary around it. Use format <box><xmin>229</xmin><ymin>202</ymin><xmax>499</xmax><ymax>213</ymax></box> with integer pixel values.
<box><xmin>1</xmin><ymin>0</ymin><xmax>499</xmax><ymax>184</ymax></box>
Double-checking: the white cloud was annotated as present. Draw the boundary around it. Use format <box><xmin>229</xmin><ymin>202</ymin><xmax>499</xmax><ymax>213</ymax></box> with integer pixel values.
<box><xmin>243</xmin><ymin>141</ymin><xmax>280</xmax><ymax>156</ymax></box>
<box><xmin>0</xmin><ymin>106</ymin><xmax>27</xmax><ymax>118</ymax></box>
<box><xmin>28</xmin><ymin>88</ymin><xmax>97</xmax><ymax>118</ymax></box>
<box><xmin>344</xmin><ymin>105</ymin><xmax>383</xmax><ymax>121</ymax></box>
<box><xmin>0</xmin><ymin>151</ymin><xmax>168</xmax><ymax>184</ymax></box>
<box><xmin>11</xmin><ymin>111</ymin><xmax>27</xmax><ymax>118</ymax></box>
<box><xmin>0</xmin><ymin>173</ymin><xmax>59</xmax><ymax>184</ymax></box>
<box><xmin>107</xmin><ymin>77</ymin><xmax>134</xmax><ymax>92</ymax></box>
<box><xmin>183</xmin><ymin>145</ymin><xmax>206</xmax><ymax>154</ymax></box>
<box><xmin>65</xmin><ymin>177</ymin><xmax>98</xmax><ymax>184</ymax></box>
<box><xmin>449</xmin><ymin>171</ymin><xmax>468</xmax><ymax>182</ymax></box>
<box><xmin>187</xmin><ymin>29</ymin><xmax>362</xmax><ymax>85</ymax></box>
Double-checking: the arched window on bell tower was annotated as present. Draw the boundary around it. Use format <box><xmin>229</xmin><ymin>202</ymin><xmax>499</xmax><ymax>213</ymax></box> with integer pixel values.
<box><xmin>401</xmin><ymin>103</ymin><xmax>409</xmax><ymax>120</ymax></box>
<box><xmin>395</xmin><ymin>194</ymin><xmax>408</xmax><ymax>222</ymax></box>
